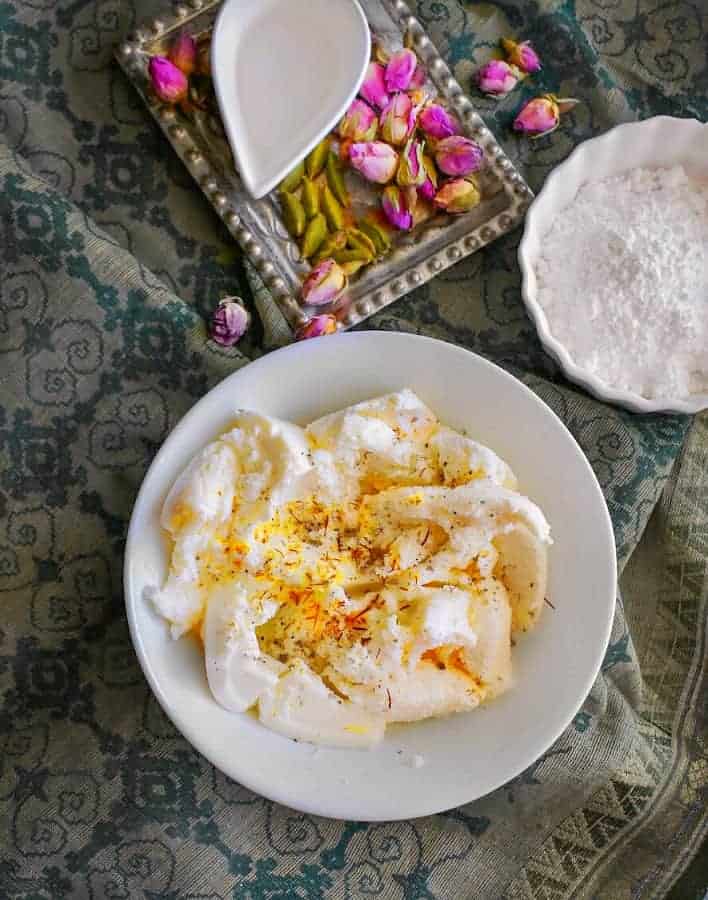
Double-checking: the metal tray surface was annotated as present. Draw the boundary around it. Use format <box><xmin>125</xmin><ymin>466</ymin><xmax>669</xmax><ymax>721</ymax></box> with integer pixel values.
<box><xmin>117</xmin><ymin>0</ymin><xmax>533</xmax><ymax>332</ymax></box>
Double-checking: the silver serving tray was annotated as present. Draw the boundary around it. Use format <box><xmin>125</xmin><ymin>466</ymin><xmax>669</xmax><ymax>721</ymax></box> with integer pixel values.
<box><xmin>117</xmin><ymin>0</ymin><xmax>533</xmax><ymax>332</ymax></box>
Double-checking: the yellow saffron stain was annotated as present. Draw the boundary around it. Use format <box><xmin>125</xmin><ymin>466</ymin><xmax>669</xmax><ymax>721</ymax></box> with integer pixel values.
<box><xmin>343</xmin><ymin>724</ymin><xmax>369</xmax><ymax>735</ymax></box>
<box><xmin>169</xmin><ymin>503</ymin><xmax>194</xmax><ymax>531</ymax></box>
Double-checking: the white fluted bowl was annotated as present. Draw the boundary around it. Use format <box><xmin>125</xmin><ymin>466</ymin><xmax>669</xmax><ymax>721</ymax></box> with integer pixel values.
<box><xmin>519</xmin><ymin>116</ymin><xmax>708</xmax><ymax>414</ymax></box>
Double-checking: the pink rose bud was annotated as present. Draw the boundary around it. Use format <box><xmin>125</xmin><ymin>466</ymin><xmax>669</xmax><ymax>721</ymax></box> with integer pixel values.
<box><xmin>513</xmin><ymin>94</ymin><xmax>578</xmax><ymax>137</ymax></box>
<box><xmin>380</xmin><ymin>92</ymin><xmax>416</xmax><ymax>146</ymax></box>
<box><xmin>169</xmin><ymin>33</ymin><xmax>197</xmax><ymax>76</ymax></box>
<box><xmin>359</xmin><ymin>61</ymin><xmax>389</xmax><ymax>110</ymax></box>
<box><xmin>435</xmin><ymin>135</ymin><xmax>484</xmax><ymax>176</ymax></box>
<box><xmin>417</xmin><ymin>153</ymin><xmax>438</xmax><ymax>201</ymax></box>
<box><xmin>384</xmin><ymin>48</ymin><xmax>418</xmax><ymax>92</ymax></box>
<box><xmin>434</xmin><ymin>177</ymin><xmax>481</xmax><ymax>214</ymax></box>
<box><xmin>210</xmin><ymin>298</ymin><xmax>250</xmax><ymax>346</ymax></box>
<box><xmin>397</xmin><ymin>137</ymin><xmax>426</xmax><ymax>187</ymax></box>
<box><xmin>501</xmin><ymin>38</ymin><xmax>541</xmax><ymax>74</ymax></box>
<box><xmin>296</xmin><ymin>314</ymin><xmax>338</xmax><ymax>340</ymax></box>
<box><xmin>409</xmin><ymin>63</ymin><xmax>427</xmax><ymax>90</ymax></box>
<box><xmin>148</xmin><ymin>56</ymin><xmax>188</xmax><ymax>104</ymax></box>
<box><xmin>477</xmin><ymin>59</ymin><xmax>520</xmax><ymax>96</ymax></box>
<box><xmin>418</xmin><ymin>103</ymin><xmax>461</xmax><ymax>141</ymax></box>
<box><xmin>349</xmin><ymin>141</ymin><xmax>399</xmax><ymax>184</ymax></box>
<box><xmin>338</xmin><ymin>98</ymin><xmax>379</xmax><ymax>142</ymax></box>
<box><xmin>381</xmin><ymin>184</ymin><xmax>414</xmax><ymax>231</ymax></box>
<box><xmin>300</xmin><ymin>259</ymin><xmax>347</xmax><ymax>307</ymax></box>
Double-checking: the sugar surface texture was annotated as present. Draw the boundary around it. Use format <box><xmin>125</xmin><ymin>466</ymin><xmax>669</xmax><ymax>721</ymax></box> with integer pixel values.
<box><xmin>534</xmin><ymin>166</ymin><xmax>708</xmax><ymax>400</ymax></box>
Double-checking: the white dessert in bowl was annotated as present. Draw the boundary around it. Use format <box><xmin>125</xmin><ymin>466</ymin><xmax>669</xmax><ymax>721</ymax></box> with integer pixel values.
<box><xmin>148</xmin><ymin>390</ymin><xmax>551</xmax><ymax>748</ymax></box>
<box><xmin>125</xmin><ymin>332</ymin><xmax>616</xmax><ymax>820</ymax></box>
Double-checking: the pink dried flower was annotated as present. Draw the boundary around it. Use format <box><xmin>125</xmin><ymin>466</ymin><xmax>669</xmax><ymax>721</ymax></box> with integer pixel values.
<box><xmin>434</xmin><ymin>177</ymin><xmax>481</xmax><ymax>214</ymax></box>
<box><xmin>513</xmin><ymin>94</ymin><xmax>578</xmax><ymax>138</ymax></box>
<box><xmin>417</xmin><ymin>154</ymin><xmax>438</xmax><ymax>200</ymax></box>
<box><xmin>338</xmin><ymin>98</ymin><xmax>379</xmax><ymax>142</ymax></box>
<box><xmin>349</xmin><ymin>141</ymin><xmax>399</xmax><ymax>184</ymax></box>
<box><xmin>435</xmin><ymin>135</ymin><xmax>484</xmax><ymax>176</ymax></box>
<box><xmin>381</xmin><ymin>184</ymin><xmax>414</xmax><ymax>230</ymax></box>
<box><xmin>301</xmin><ymin>259</ymin><xmax>347</xmax><ymax>307</ymax></box>
<box><xmin>477</xmin><ymin>59</ymin><xmax>520</xmax><ymax>96</ymax></box>
<box><xmin>501</xmin><ymin>38</ymin><xmax>541</xmax><ymax>74</ymax></box>
<box><xmin>409</xmin><ymin>63</ymin><xmax>427</xmax><ymax>90</ymax></box>
<box><xmin>384</xmin><ymin>48</ymin><xmax>418</xmax><ymax>92</ymax></box>
<box><xmin>418</xmin><ymin>103</ymin><xmax>461</xmax><ymax>141</ymax></box>
<box><xmin>296</xmin><ymin>315</ymin><xmax>338</xmax><ymax>340</ymax></box>
<box><xmin>169</xmin><ymin>34</ymin><xmax>197</xmax><ymax>76</ymax></box>
<box><xmin>397</xmin><ymin>137</ymin><xmax>426</xmax><ymax>187</ymax></box>
<box><xmin>148</xmin><ymin>56</ymin><xmax>188</xmax><ymax>104</ymax></box>
<box><xmin>380</xmin><ymin>92</ymin><xmax>416</xmax><ymax>146</ymax></box>
<box><xmin>210</xmin><ymin>298</ymin><xmax>250</xmax><ymax>346</ymax></box>
<box><xmin>359</xmin><ymin>61</ymin><xmax>389</xmax><ymax>110</ymax></box>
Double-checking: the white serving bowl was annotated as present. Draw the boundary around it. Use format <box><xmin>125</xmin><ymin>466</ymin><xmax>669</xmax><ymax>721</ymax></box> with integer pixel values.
<box><xmin>518</xmin><ymin>116</ymin><xmax>708</xmax><ymax>414</ymax></box>
<box><xmin>124</xmin><ymin>332</ymin><xmax>616</xmax><ymax>821</ymax></box>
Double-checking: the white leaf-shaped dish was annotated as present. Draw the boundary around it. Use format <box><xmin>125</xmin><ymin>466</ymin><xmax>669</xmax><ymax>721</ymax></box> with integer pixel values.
<box><xmin>211</xmin><ymin>0</ymin><xmax>371</xmax><ymax>199</ymax></box>
<box><xmin>518</xmin><ymin>116</ymin><xmax>708</xmax><ymax>414</ymax></box>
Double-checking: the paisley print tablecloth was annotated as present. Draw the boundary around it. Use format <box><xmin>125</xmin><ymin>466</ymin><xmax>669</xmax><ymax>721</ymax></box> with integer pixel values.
<box><xmin>0</xmin><ymin>1</ymin><xmax>706</xmax><ymax>897</ymax></box>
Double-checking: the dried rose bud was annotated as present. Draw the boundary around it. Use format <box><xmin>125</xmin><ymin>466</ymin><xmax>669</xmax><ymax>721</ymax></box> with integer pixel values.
<box><xmin>301</xmin><ymin>259</ymin><xmax>347</xmax><ymax>307</ymax></box>
<box><xmin>434</xmin><ymin>177</ymin><xmax>481</xmax><ymax>214</ymax></box>
<box><xmin>296</xmin><ymin>314</ymin><xmax>338</xmax><ymax>339</ymax></box>
<box><xmin>381</xmin><ymin>184</ymin><xmax>414</xmax><ymax>230</ymax></box>
<box><xmin>477</xmin><ymin>59</ymin><xmax>520</xmax><ymax>96</ymax></box>
<box><xmin>409</xmin><ymin>63</ymin><xmax>427</xmax><ymax>90</ymax></box>
<box><xmin>359</xmin><ymin>61</ymin><xmax>389</xmax><ymax>110</ymax></box>
<box><xmin>435</xmin><ymin>135</ymin><xmax>484</xmax><ymax>176</ymax></box>
<box><xmin>384</xmin><ymin>48</ymin><xmax>417</xmax><ymax>92</ymax></box>
<box><xmin>169</xmin><ymin>33</ymin><xmax>197</xmax><ymax>76</ymax></box>
<box><xmin>380</xmin><ymin>92</ymin><xmax>416</xmax><ymax>146</ymax></box>
<box><xmin>417</xmin><ymin>153</ymin><xmax>438</xmax><ymax>201</ymax></box>
<box><xmin>513</xmin><ymin>94</ymin><xmax>578</xmax><ymax>137</ymax></box>
<box><xmin>338</xmin><ymin>98</ymin><xmax>378</xmax><ymax>142</ymax></box>
<box><xmin>418</xmin><ymin>103</ymin><xmax>461</xmax><ymax>141</ymax></box>
<box><xmin>397</xmin><ymin>137</ymin><xmax>426</xmax><ymax>187</ymax></box>
<box><xmin>349</xmin><ymin>141</ymin><xmax>399</xmax><ymax>184</ymax></box>
<box><xmin>210</xmin><ymin>298</ymin><xmax>250</xmax><ymax>346</ymax></box>
<box><xmin>148</xmin><ymin>56</ymin><xmax>188</xmax><ymax>104</ymax></box>
<box><xmin>501</xmin><ymin>38</ymin><xmax>541</xmax><ymax>74</ymax></box>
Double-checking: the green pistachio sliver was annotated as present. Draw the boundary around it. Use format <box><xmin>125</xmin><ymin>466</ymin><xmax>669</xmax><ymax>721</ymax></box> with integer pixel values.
<box><xmin>281</xmin><ymin>192</ymin><xmax>306</xmax><ymax>238</ymax></box>
<box><xmin>321</xmin><ymin>185</ymin><xmax>345</xmax><ymax>231</ymax></box>
<box><xmin>312</xmin><ymin>230</ymin><xmax>348</xmax><ymax>264</ymax></box>
<box><xmin>346</xmin><ymin>227</ymin><xmax>377</xmax><ymax>258</ymax></box>
<box><xmin>341</xmin><ymin>259</ymin><xmax>369</xmax><ymax>276</ymax></box>
<box><xmin>278</xmin><ymin>161</ymin><xmax>305</xmax><ymax>193</ymax></box>
<box><xmin>326</xmin><ymin>153</ymin><xmax>350</xmax><ymax>207</ymax></box>
<box><xmin>359</xmin><ymin>219</ymin><xmax>391</xmax><ymax>254</ymax></box>
<box><xmin>333</xmin><ymin>247</ymin><xmax>373</xmax><ymax>264</ymax></box>
<box><xmin>300</xmin><ymin>213</ymin><xmax>328</xmax><ymax>258</ymax></box>
<box><xmin>301</xmin><ymin>177</ymin><xmax>320</xmax><ymax>218</ymax></box>
<box><xmin>306</xmin><ymin>137</ymin><xmax>331</xmax><ymax>178</ymax></box>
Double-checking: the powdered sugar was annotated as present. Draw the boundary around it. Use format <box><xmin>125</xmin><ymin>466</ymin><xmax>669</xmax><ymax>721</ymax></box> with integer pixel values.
<box><xmin>534</xmin><ymin>166</ymin><xmax>708</xmax><ymax>400</ymax></box>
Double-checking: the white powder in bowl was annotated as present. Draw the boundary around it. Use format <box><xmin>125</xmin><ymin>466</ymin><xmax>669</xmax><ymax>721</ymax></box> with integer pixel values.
<box><xmin>534</xmin><ymin>166</ymin><xmax>708</xmax><ymax>400</ymax></box>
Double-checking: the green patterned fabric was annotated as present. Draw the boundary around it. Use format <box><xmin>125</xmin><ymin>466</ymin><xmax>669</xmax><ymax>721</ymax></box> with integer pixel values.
<box><xmin>0</xmin><ymin>1</ymin><xmax>706</xmax><ymax>898</ymax></box>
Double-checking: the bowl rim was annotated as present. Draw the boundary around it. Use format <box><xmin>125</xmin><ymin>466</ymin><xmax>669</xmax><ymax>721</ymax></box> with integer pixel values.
<box><xmin>518</xmin><ymin>115</ymin><xmax>708</xmax><ymax>415</ymax></box>
<box><xmin>123</xmin><ymin>331</ymin><xmax>617</xmax><ymax>820</ymax></box>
